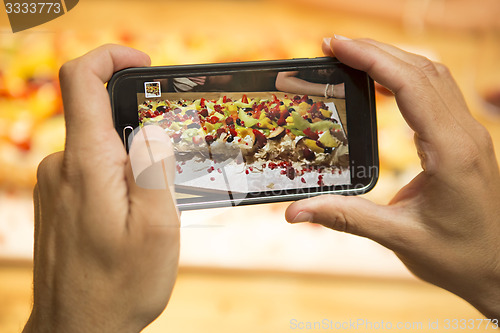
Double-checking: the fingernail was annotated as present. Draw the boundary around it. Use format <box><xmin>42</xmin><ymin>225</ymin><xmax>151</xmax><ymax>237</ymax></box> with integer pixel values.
<box><xmin>334</xmin><ymin>34</ymin><xmax>351</xmax><ymax>41</ymax></box>
<box><xmin>291</xmin><ymin>211</ymin><xmax>313</xmax><ymax>223</ymax></box>
<box><xmin>323</xmin><ymin>37</ymin><xmax>332</xmax><ymax>46</ymax></box>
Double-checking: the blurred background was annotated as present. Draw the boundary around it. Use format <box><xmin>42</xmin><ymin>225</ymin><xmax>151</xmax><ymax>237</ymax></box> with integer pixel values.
<box><xmin>1</xmin><ymin>0</ymin><xmax>500</xmax><ymax>332</ymax></box>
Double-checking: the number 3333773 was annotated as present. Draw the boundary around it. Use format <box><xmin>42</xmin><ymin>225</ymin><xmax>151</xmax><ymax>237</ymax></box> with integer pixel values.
<box><xmin>5</xmin><ymin>2</ymin><xmax>62</xmax><ymax>14</ymax></box>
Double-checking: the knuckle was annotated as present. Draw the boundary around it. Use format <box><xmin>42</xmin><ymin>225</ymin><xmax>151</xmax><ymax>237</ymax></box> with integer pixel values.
<box><xmin>414</xmin><ymin>55</ymin><xmax>438</xmax><ymax>76</ymax></box>
<box><xmin>36</xmin><ymin>152</ymin><xmax>63</xmax><ymax>185</ymax></box>
<box><xmin>476</xmin><ymin>124</ymin><xmax>495</xmax><ymax>153</ymax></box>
<box><xmin>58</xmin><ymin>60</ymin><xmax>76</xmax><ymax>84</ymax></box>
<box><xmin>434</xmin><ymin>62</ymin><xmax>451</xmax><ymax>77</ymax></box>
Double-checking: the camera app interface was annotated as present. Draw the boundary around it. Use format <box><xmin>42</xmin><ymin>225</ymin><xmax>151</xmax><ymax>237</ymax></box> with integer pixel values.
<box><xmin>136</xmin><ymin>67</ymin><xmax>349</xmax><ymax>203</ymax></box>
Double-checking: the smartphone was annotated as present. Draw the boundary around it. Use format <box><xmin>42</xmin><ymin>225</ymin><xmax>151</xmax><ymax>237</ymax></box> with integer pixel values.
<box><xmin>108</xmin><ymin>57</ymin><xmax>378</xmax><ymax>210</ymax></box>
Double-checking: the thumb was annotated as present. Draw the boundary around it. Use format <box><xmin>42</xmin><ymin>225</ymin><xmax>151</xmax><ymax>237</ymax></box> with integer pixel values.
<box><xmin>285</xmin><ymin>195</ymin><xmax>413</xmax><ymax>251</ymax></box>
<box><xmin>129</xmin><ymin>124</ymin><xmax>176</xmax><ymax>192</ymax></box>
<box><xmin>127</xmin><ymin>124</ymin><xmax>179</xmax><ymax>225</ymax></box>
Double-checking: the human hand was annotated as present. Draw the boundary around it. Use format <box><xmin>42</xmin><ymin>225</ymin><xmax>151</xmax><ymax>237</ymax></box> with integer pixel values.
<box><xmin>23</xmin><ymin>45</ymin><xmax>180</xmax><ymax>333</ymax></box>
<box><xmin>287</xmin><ymin>36</ymin><xmax>500</xmax><ymax>318</ymax></box>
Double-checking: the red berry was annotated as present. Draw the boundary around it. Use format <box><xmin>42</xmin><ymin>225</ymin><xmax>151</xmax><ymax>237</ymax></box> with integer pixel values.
<box><xmin>303</xmin><ymin>128</ymin><xmax>319</xmax><ymax>140</ymax></box>
<box><xmin>216</xmin><ymin>128</ymin><xmax>226</xmax><ymax>137</ymax></box>
<box><xmin>286</xmin><ymin>166</ymin><xmax>296</xmax><ymax>180</ymax></box>
<box><xmin>252</xmin><ymin>129</ymin><xmax>267</xmax><ymax>148</ymax></box>
<box><xmin>207</xmin><ymin>116</ymin><xmax>219</xmax><ymax>124</ymax></box>
<box><xmin>205</xmin><ymin>135</ymin><xmax>215</xmax><ymax>145</ymax></box>
<box><xmin>199</xmin><ymin>108</ymin><xmax>208</xmax><ymax>117</ymax></box>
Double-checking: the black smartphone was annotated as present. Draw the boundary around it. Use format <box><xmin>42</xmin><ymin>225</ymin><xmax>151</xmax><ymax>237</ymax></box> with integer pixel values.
<box><xmin>108</xmin><ymin>57</ymin><xmax>378</xmax><ymax>211</ymax></box>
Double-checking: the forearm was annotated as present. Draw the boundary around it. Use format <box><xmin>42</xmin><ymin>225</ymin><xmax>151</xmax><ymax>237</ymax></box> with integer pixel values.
<box><xmin>275</xmin><ymin>74</ymin><xmax>326</xmax><ymax>97</ymax></box>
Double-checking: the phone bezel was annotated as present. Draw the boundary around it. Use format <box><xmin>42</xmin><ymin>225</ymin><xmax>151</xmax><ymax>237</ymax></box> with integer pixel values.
<box><xmin>107</xmin><ymin>57</ymin><xmax>378</xmax><ymax>210</ymax></box>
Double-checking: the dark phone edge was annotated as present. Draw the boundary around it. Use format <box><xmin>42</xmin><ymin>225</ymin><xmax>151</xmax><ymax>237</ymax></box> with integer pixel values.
<box><xmin>107</xmin><ymin>57</ymin><xmax>379</xmax><ymax>211</ymax></box>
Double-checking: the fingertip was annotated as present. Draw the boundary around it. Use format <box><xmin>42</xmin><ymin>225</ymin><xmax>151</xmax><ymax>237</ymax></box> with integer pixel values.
<box><xmin>321</xmin><ymin>37</ymin><xmax>334</xmax><ymax>57</ymax></box>
<box><xmin>285</xmin><ymin>202</ymin><xmax>300</xmax><ymax>223</ymax></box>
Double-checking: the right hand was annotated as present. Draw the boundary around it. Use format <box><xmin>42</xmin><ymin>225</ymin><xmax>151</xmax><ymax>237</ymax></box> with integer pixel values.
<box><xmin>287</xmin><ymin>37</ymin><xmax>500</xmax><ymax>319</ymax></box>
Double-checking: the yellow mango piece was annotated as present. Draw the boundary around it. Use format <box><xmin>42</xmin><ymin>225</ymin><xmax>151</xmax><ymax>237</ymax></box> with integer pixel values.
<box><xmin>205</xmin><ymin>122</ymin><xmax>215</xmax><ymax>133</ymax></box>
<box><xmin>320</xmin><ymin>108</ymin><xmax>332</xmax><ymax>118</ymax></box>
<box><xmin>258</xmin><ymin>117</ymin><xmax>274</xmax><ymax>130</ymax></box>
<box><xmin>319</xmin><ymin>131</ymin><xmax>339</xmax><ymax>148</ymax></box>
<box><xmin>304</xmin><ymin>139</ymin><xmax>324</xmax><ymax>153</ymax></box>
<box><xmin>228</xmin><ymin>104</ymin><xmax>238</xmax><ymax>115</ymax></box>
<box><xmin>298</xmin><ymin>102</ymin><xmax>310</xmax><ymax>115</ymax></box>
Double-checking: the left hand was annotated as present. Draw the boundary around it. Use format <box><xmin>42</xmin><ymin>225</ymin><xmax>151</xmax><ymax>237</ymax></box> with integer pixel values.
<box><xmin>23</xmin><ymin>44</ymin><xmax>180</xmax><ymax>333</ymax></box>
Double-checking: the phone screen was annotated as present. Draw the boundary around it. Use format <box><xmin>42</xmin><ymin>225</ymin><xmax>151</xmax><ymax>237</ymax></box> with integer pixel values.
<box><xmin>133</xmin><ymin>67</ymin><xmax>351</xmax><ymax>206</ymax></box>
<box><xmin>109</xmin><ymin>58</ymin><xmax>377</xmax><ymax>210</ymax></box>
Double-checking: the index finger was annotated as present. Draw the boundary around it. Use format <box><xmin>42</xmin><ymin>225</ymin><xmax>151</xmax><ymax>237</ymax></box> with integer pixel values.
<box><xmin>325</xmin><ymin>37</ymin><xmax>456</xmax><ymax>144</ymax></box>
<box><xmin>60</xmin><ymin>44</ymin><xmax>151</xmax><ymax>157</ymax></box>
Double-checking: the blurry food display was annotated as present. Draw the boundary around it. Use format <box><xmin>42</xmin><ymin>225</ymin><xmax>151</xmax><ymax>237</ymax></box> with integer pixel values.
<box><xmin>0</xmin><ymin>0</ymin><xmax>499</xmax><ymax>276</ymax></box>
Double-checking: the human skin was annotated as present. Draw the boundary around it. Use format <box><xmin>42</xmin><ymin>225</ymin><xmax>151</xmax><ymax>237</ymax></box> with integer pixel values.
<box><xmin>23</xmin><ymin>45</ymin><xmax>180</xmax><ymax>333</ymax></box>
<box><xmin>286</xmin><ymin>36</ymin><xmax>500</xmax><ymax>319</ymax></box>
<box><xmin>275</xmin><ymin>71</ymin><xmax>345</xmax><ymax>98</ymax></box>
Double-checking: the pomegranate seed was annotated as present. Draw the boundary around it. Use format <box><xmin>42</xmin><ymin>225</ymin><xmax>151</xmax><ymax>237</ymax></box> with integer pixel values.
<box><xmin>205</xmin><ymin>135</ymin><xmax>215</xmax><ymax>145</ymax></box>
<box><xmin>217</xmin><ymin>168</ymin><xmax>222</xmax><ymax>173</ymax></box>
<box><xmin>245</xmin><ymin>169</ymin><xmax>249</xmax><ymax>174</ymax></box>
<box><xmin>210</xmin><ymin>177</ymin><xmax>215</xmax><ymax>181</ymax></box>
<box><xmin>301</xmin><ymin>177</ymin><xmax>306</xmax><ymax>183</ymax></box>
